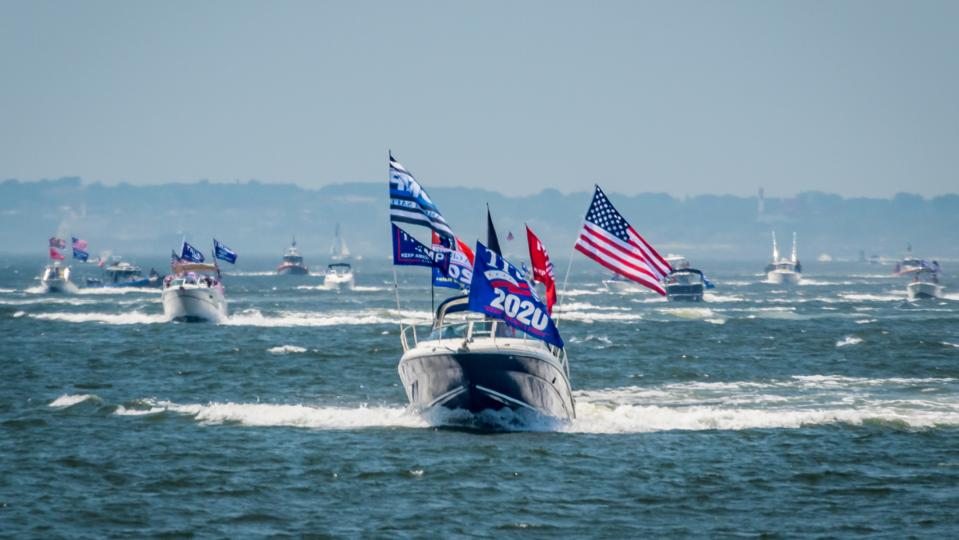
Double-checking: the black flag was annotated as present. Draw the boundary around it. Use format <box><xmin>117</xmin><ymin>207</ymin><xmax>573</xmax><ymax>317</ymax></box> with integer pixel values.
<box><xmin>486</xmin><ymin>205</ymin><xmax>502</xmax><ymax>255</ymax></box>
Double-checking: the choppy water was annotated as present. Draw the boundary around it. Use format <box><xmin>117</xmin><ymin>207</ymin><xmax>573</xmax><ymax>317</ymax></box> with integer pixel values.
<box><xmin>3</xmin><ymin>257</ymin><xmax>959</xmax><ymax>537</ymax></box>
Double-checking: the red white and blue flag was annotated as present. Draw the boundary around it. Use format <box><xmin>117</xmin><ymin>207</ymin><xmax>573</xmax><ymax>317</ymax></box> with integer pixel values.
<box><xmin>49</xmin><ymin>237</ymin><xmax>66</xmax><ymax>249</ymax></box>
<box><xmin>574</xmin><ymin>185</ymin><xmax>672</xmax><ymax>296</ymax></box>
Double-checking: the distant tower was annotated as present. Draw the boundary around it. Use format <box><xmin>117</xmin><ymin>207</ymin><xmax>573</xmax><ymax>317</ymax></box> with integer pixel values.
<box><xmin>757</xmin><ymin>187</ymin><xmax>766</xmax><ymax>217</ymax></box>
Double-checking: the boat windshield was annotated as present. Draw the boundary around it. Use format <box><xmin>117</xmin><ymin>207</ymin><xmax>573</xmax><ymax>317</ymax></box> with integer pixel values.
<box><xmin>666</xmin><ymin>271</ymin><xmax>702</xmax><ymax>285</ymax></box>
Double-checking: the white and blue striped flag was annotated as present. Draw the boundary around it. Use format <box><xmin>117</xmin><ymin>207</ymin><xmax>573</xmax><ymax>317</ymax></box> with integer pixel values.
<box><xmin>389</xmin><ymin>152</ymin><xmax>454</xmax><ymax>239</ymax></box>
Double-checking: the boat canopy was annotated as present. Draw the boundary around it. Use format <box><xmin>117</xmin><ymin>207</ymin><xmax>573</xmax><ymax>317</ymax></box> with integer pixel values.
<box><xmin>173</xmin><ymin>262</ymin><xmax>219</xmax><ymax>274</ymax></box>
<box><xmin>434</xmin><ymin>294</ymin><xmax>470</xmax><ymax>328</ymax></box>
<box><xmin>668</xmin><ymin>267</ymin><xmax>703</xmax><ymax>277</ymax></box>
<box><xmin>327</xmin><ymin>263</ymin><xmax>352</xmax><ymax>270</ymax></box>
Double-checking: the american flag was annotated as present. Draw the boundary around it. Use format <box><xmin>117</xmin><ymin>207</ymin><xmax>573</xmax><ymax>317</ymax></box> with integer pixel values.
<box><xmin>574</xmin><ymin>185</ymin><xmax>672</xmax><ymax>295</ymax></box>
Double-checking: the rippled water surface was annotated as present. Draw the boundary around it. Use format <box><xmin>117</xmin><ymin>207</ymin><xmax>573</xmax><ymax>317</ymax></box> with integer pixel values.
<box><xmin>2</xmin><ymin>257</ymin><xmax>959</xmax><ymax>537</ymax></box>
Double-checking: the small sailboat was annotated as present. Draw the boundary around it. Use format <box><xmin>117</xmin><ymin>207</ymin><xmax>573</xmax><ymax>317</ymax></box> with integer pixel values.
<box><xmin>765</xmin><ymin>232</ymin><xmax>802</xmax><ymax>285</ymax></box>
<box><xmin>276</xmin><ymin>237</ymin><xmax>309</xmax><ymax>275</ymax></box>
<box><xmin>330</xmin><ymin>223</ymin><xmax>350</xmax><ymax>261</ymax></box>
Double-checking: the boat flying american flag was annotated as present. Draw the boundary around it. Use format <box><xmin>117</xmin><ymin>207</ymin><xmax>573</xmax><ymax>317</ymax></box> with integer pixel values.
<box><xmin>574</xmin><ymin>185</ymin><xmax>672</xmax><ymax>295</ymax></box>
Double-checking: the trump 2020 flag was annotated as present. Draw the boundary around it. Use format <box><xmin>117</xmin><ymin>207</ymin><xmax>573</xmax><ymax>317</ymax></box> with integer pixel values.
<box><xmin>391</xmin><ymin>224</ymin><xmax>435</xmax><ymax>267</ymax></box>
<box><xmin>431</xmin><ymin>232</ymin><xmax>473</xmax><ymax>289</ymax></box>
<box><xmin>213</xmin><ymin>239</ymin><xmax>237</xmax><ymax>264</ymax></box>
<box><xmin>72</xmin><ymin>247</ymin><xmax>89</xmax><ymax>262</ymax></box>
<box><xmin>467</xmin><ymin>241</ymin><xmax>563</xmax><ymax>348</ymax></box>
<box><xmin>389</xmin><ymin>152</ymin><xmax>454</xmax><ymax>239</ymax></box>
<box><xmin>180</xmin><ymin>241</ymin><xmax>205</xmax><ymax>263</ymax></box>
<box><xmin>72</xmin><ymin>237</ymin><xmax>88</xmax><ymax>250</ymax></box>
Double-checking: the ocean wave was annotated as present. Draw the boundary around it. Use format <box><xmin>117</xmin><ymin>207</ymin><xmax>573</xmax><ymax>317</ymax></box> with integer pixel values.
<box><xmin>0</xmin><ymin>297</ymin><xmax>99</xmax><ymax>306</ymax></box>
<box><xmin>836</xmin><ymin>336</ymin><xmax>864</xmax><ymax>347</ymax></box>
<box><xmin>566</xmin><ymin>403</ymin><xmax>959</xmax><ymax>433</ymax></box>
<box><xmin>555</xmin><ymin>310</ymin><xmax>643</xmax><ymax>323</ymax></box>
<box><xmin>267</xmin><ymin>345</ymin><xmax>308</xmax><ymax>354</ymax></box>
<box><xmin>49</xmin><ymin>394</ymin><xmax>101</xmax><ymax>408</ymax></box>
<box><xmin>839</xmin><ymin>292</ymin><xmax>906</xmax><ymax>302</ymax></box>
<box><xmin>116</xmin><ymin>399</ymin><xmax>428</xmax><ymax>429</ymax></box>
<box><xmin>27</xmin><ymin>311</ymin><xmax>169</xmax><ymax>325</ymax></box>
<box><xmin>0</xmin><ymin>287</ymin><xmax>16</xmax><ymax>293</ymax></box>
<box><xmin>568</xmin><ymin>376</ymin><xmax>959</xmax><ymax>433</ymax></box>
<box><xmin>223</xmin><ymin>271</ymin><xmax>278</xmax><ymax>277</ymax></box>
<box><xmin>702</xmin><ymin>293</ymin><xmax>746</xmax><ymax>302</ymax></box>
<box><xmin>223</xmin><ymin>308</ymin><xmax>431</xmax><ymax>328</ymax></box>
<box><xmin>559</xmin><ymin>288</ymin><xmax>603</xmax><ymax>297</ymax></box>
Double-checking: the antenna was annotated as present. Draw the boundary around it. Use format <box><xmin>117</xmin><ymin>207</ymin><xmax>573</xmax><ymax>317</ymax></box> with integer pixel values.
<box><xmin>791</xmin><ymin>232</ymin><xmax>798</xmax><ymax>262</ymax></box>
<box><xmin>771</xmin><ymin>231</ymin><xmax>779</xmax><ymax>261</ymax></box>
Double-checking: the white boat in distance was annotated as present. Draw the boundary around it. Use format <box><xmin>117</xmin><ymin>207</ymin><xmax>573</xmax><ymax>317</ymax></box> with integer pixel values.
<box><xmin>40</xmin><ymin>262</ymin><xmax>79</xmax><ymax>293</ymax></box>
<box><xmin>766</xmin><ymin>232</ymin><xmax>802</xmax><ymax>285</ymax></box>
<box><xmin>161</xmin><ymin>262</ymin><xmax>228</xmax><ymax>323</ymax></box>
<box><xmin>323</xmin><ymin>263</ymin><xmax>354</xmax><ymax>289</ymax></box>
<box><xmin>330</xmin><ymin>223</ymin><xmax>350</xmax><ymax>261</ymax></box>
<box><xmin>398</xmin><ymin>295</ymin><xmax>575</xmax><ymax>424</ymax></box>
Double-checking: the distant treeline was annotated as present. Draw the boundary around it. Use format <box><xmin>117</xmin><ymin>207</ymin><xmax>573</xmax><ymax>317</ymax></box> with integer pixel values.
<box><xmin>2</xmin><ymin>177</ymin><xmax>957</xmax><ymax>260</ymax></box>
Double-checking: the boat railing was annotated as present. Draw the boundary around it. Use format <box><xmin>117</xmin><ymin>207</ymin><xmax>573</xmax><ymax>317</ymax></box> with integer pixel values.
<box><xmin>399</xmin><ymin>319</ymin><xmax>569</xmax><ymax>374</ymax></box>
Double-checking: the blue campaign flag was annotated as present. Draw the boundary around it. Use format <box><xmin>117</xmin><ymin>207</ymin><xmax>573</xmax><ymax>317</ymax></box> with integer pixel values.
<box><xmin>389</xmin><ymin>152</ymin><xmax>454</xmax><ymax>239</ymax></box>
<box><xmin>703</xmin><ymin>274</ymin><xmax>716</xmax><ymax>289</ymax></box>
<box><xmin>467</xmin><ymin>241</ymin><xmax>563</xmax><ymax>348</ymax></box>
<box><xmin>180</xmin><ymin>241</ymin><xmax>205</xmax><ymax>263</ymax></box>
<box><xmin>391</xmin><ymin>224</ymin><xmax>435</xmax><ymax>267</ymax></box>
<box><xmin>213</xmin><ymin>239</ymin><xmax>237</xmax><ymax>264</ymax></box>
<box><xmin>432</xmin><ymin>246</ymin><xmax>472</xmax><ymax>289</ymax></box>
<box><xmin>72</xmin><ymin>247</ymin><xmax>89</xmax><ymax>262</ymax></box>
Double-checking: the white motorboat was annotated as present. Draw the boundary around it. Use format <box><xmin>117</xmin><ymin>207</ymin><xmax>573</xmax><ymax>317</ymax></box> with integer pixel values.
<box><xmin>398</xmin><ymin>295</ymin><xmax>575</xmax><ymax>423</ymax></box>
<box><xmin>323</xmin><ymin>263</ymin><xmax>354</xmax><ymax>289</ymax></box>
<box><xmin>765</xmin><ymin>232</ymin><xmax>802</xmax><ymax>285</ymax></box>
<box><xmin>40</xmin><ymin>263</ymin><xmax>78</xmax><ymax>293</ymax></box>
<box><xmin>904</xmin><ymin>266</ymin><xmax>943</xmax><ymax>300</ymax></box>
<box><xmin>161</xmin><ymin>263</ymin><xmax>228</xmax><ymax>323</ymax></box>
<box><xmin>276</xmin><ymin>237</ymin><xmax>309</xmax><ymax>275</ymax></box>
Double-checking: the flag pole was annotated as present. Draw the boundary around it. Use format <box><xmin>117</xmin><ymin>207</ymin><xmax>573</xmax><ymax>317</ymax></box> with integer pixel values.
<box><xmin>555</xmin><ymin>187</ymin><xmax>594</xmax><ymax>327</ymax></box>
<box><xmin>554</xmin><ymin>249</ymin><xmax>576</xmax><ymax>327</ymax></box>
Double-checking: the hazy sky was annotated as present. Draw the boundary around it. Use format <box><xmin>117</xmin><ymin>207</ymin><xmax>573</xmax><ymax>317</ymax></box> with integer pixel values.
<box><xmin>1</xmin><ymin>1</ymin><xmax>956</xmax><ymax>198</ymax></box>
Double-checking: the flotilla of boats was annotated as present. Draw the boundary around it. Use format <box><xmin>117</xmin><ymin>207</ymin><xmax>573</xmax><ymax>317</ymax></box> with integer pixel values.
<box><xmin>24</xmin><ymin>154</ymin><xmax>949</xmax><ymax>429</ymax></box>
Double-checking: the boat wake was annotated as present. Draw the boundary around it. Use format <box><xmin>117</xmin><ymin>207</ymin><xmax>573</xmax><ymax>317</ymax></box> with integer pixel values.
<box><xmin>567</xmin><ymin>376</ymin><xmax>959</xmax><ymax>433</ymax></box>
<box><xmin>24</xmin><ymin>311</ymin><xmax>170</xmax><ymax>325</ymax></box>
<box><xmin>113</xmin><ymin>399</ymin><xmax>428</xmax><ymax>429</ymax></box>
<box><xmin>48</xmin><ymin>375</ymin><xmax>959</xmax><ymax>434</ymax></box>
<box><xmin>224</xmin><ymin>308</ymin><xmax>430</xmax><ymax>327</ymax></box>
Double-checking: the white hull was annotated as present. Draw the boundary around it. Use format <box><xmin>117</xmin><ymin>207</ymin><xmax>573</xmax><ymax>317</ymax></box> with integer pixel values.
<box><xmin>603</xmin><ymin>280</ymin><xmax>645</xmax><ymax>294</ymax></box>
<box><xmin>324</xmin><ymin>273</ymin><xmax>355</xmax><ymax>290</ymax></box>
<box><xmin>162</xmin><ymin>287</ymin><xmax>228</xmax><ymax>323</ymax></box>
<box><xmin>907</xmin><ymin>281</ymin><xmax>943</xmax><ymax>300</ymax></box>
<box><xmin>41</xmin><ymin>277</ymin><xmax>79</xmax><ymax>294</ymax></box>
<box><xmin>767</xmin><ymin>270</ymin><xmax>801</xmax><ymax>285</ymax></box>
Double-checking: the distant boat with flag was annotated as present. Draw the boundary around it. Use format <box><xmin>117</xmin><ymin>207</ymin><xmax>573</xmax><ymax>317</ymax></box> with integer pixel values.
<box><xmin>161</xmin><ymin>240</ymin><xmax>235</xmax><ymax>322</ymax></box>
<box><xmin>276</xmin><ymin>237</ymin><xmax>309</xmax><ymax>275</ymax></box>
<box><xmin>765</xmin><ymin>232</ymin><xmax>802</xmax><ymax>285</ymax></box>
<box><xmin>389</xmin><ymin>154</ymin><xmax>574</xmax><ymax>426</ymax></box>
<box><xmin>41</xmin><ymin>238</ymin><xmax>78</xmax><ymax>293</ymax></box>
